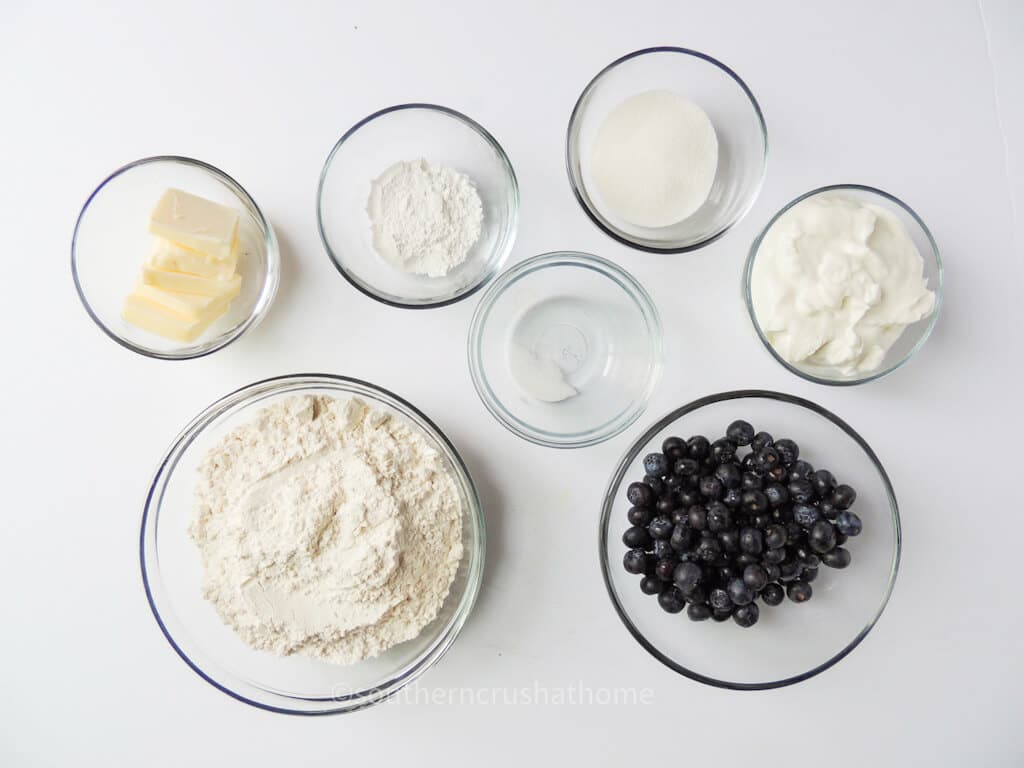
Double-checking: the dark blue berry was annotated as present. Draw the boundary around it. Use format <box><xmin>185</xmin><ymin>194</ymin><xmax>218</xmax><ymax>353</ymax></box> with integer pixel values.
<box><xmin>706</xmin><ymin>502</ymin><xmax>731</xmax><ymax>533</ymax></box>
<box><xmin>741</xmin><ymin>471</ymin><xmax>764</xmax><ymax>491</ymax></box>
<box><xmin>741</xmin><ymin>489</ymin><xmax>769</xmax><ymax>515</ymax></box>
<box><xmin>662</xmin><ymin>436</ymin><xmax>687</xmax><ymax>461</ymax></box>
<box><xmin>764</xmin><ymin>524</ymin><xmax>787</xmax><ymax>549</ymax></box>
<box><xmin>699</xmin><ymin>475</ymin><xmax>723</xmax><ymax>499</ymax></box>
<box><xmin>658</xmin><ymin>587</ymin><xmax>686</xmax><ymax>613</ymax></box>
<box><xmin>710</xmin><ymin>438</ymin><xmax>737</xmax><ymax>464</ymax></box>
<box><xmin>787</xmin><ymin>581</ymin><xmax>813</xmax><ymax>603</ymax></box>
<box><xmin>652</xmin><ymin>539</ymin><xmax>673</xmax><ymax>560</ymax></box>
<box><xmin>831</xmin><ymin>484</ymin><xmax>857</xmax><ymax>510</ymax></box>
<box><xmin>727</xmin><ymin>577</ymin><xmax>755</xmax><ymax>606</ymax></box>
<box><xmin>789</xmin><ymin>460</ymin><xmax>814</xmax><ymax>483</ymax></box>
<box><xmin>751</xmin><ymin>431</ymin><xmax>774</xmax><ymax>452</ymax></box>
<box><xmin>640</xmin><ymin>575</ymin><xmax>666</xmax><ymax>594</ymax></box>
<box><xmin>709</xmin><ymin>588</ymin><xmax>732</xmax><ymax>610</ymax></box>
<box><xmin>655</xmin><ymin>558</ymin><xmax>677</xmax><ymax>581</ymax></box>
<box><xmin>670</xmin><ymin>525</ymin><xmax>693</xmax><ymax>552</ymax></box>
<box><xmin>835</xmin><ymin>511</ymin><xmax>862</xmax><ymax>537</ymax></box>
<box><xmin>648</xmin><ymin>516</ymin><xmax>674</xmax><ymax>540</ymax></box>
<box><xmin>773</xmin><ymin>438</ymin><xmax>800</xmax><ymax>466</ymax></box>
<box><xmin>822</xmin><ymin>547</ymin><xmax>852</xmax><ymax>569</ymax></box>
<box><xmin>715</xmin><ymin>462</ymin><xmax>742</xmax><ymax>489</ymax></box>
<box><xmin>696</xmin><ymin>536</ymin><xmax>721</xmax><ymax>563</ymax></box>
<box><xmin>760</xmin><ymin>583</ymin><xmax>784</xmax><ymax>606</ymax></box>
<box><xmin>687</xmin><ymin>435</ymin><xmax>710</xmax><ymax>460</ymax></box>
<box><xmin>673</xmin><ymin>561</ymin><xmax>702</xmax><ymax>594</ymax></box>
<box><xmin>623</xmin><ymin>526</ymin><xmax>651</xmax><ymax>548</ymax></box>
<box><xmin>627</xmin><ymin>506</ymin><xmax>652</xmax><ymax>526</ymax></box>
<box><xmin>792</xmin><ymin>503</ymin><xmax>821</xmax><ymax>527</ymax></box>
<box><xmin>627</xmin><ymin>482</ymin><xmax>655</xmax><ymax>507</ymax></box>
<box><xmin>722</xmin><ymin>487</ymin><xmax>743</xmax><ymax>509</ymax></box>
<box><xmin>643</xmin><ymin>453</ymin><xmax>669</xmax><ymax>476</ymax></box>
<box><xmin>739</xmin><ymin>527</ymin><xmax>764</xmax><ymax>555</ymax></box>
<box><xmin>733</xmin><ymin>602</ymin><xmax>760</xmax><ymax>627</ymax></box>
<box><xmin>808</xmin><ymin>520</ymin><xmax>837</xmax><ymax>553</ymax></box>
<box><xmin>788</xmin><ymin>479</ymin><xmax>814</xmax><ymax>504</ymax></box>
<box><xmin>687</xmin><ymin>602</ymin><xmax>712</xmax><ymax>621</ymax></box>
<box><xmin>623</xmin><ymin>548</ymin><xmax>647</xmax><ymax>574</ymax></box>
<box><xmin>718</xmin><ymin>528</ymin><xmax>740</xmax><ymax>553</ymax></box>
<box><xmin>743</xmin><ymin>563</ymin><xmax>769</xmax><ymax>591</ymax></box>
<box><xmin>811</xmin><ymin>469</ymin><xmax>837</xmax><ymax>498</ymax></box>
<box><xmin>726</xmin><ymin>420</ymin><xmax>755</xmax><ymax>446</ymax></box>
<box><xmin>687</xmin><ymin>505</ymin><xmax>707</xmax><ymax>530</ymax></box>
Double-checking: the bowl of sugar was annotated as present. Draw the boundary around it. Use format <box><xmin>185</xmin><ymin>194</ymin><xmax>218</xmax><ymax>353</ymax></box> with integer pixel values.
<box><xmin>567</xmin><ymin>47</ymin><xmax>767</xmax><ymax>253</ymax></box>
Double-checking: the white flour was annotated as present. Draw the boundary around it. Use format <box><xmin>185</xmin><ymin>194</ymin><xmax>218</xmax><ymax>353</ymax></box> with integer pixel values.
<box><xmin>367</xmin><ymin>158</ymin><xmax>483</xmax><ymax>277</ymax></box>
<box><xmin>190</xmin><ymin>395</ymin><xmax>463</xmax><ymax>665</ymax></box>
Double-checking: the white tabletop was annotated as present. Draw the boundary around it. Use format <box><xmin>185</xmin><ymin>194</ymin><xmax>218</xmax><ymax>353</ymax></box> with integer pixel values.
<box><xmin>4</xmin><ymin>1</ymin><xmax>1022</xmax><ymax>764</ymax></box>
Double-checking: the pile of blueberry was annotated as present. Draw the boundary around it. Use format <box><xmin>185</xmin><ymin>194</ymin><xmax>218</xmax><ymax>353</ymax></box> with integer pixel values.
<box><xmin>621</xmin><ymin>420</ymin><xmax>862</xmax><ymax>628</ymax></box>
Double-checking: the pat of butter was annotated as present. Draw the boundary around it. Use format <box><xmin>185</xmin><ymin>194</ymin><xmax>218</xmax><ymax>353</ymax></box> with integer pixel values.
<box><xmin>123</xmin><ymin>283</ymin><xmax>232</xmax><ymax>342</ymax></box>
<box><xmin>149</xmin><ymin>188</ymin><xmax>239</xmax><ymax>261</ymax></box>
<box><xmin>141</xmin><ymin>265</ymin><xmax>242</xmax><ymax>299</ymax></box>
<box><xmin>147</xmin><ymin>237</ymin><xmax>238</xmax><ymax>280</ymax></box>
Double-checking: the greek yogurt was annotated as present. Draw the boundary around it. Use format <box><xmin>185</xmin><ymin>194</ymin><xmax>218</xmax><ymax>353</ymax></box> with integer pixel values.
<box><xmin>750</xmin><ymin>193</ymin><xmax>935</xmax><ymax>376</ymax></box>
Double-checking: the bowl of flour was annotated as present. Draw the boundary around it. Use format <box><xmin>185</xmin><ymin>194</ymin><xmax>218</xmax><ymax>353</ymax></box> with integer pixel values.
<box><xmin>140</xmin><ymin>374</ymin><xmax>485</xmax><ymax>714</ymax></box>
<box><xmin>318</xmin><ymin>104</ymin><xmax>519</xmax><ymax>308</ymax></box>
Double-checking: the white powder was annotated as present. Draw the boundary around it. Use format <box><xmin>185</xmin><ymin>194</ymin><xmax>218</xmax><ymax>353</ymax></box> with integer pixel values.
<box><xmin>367</xmin><ymin>158</ymin><xmax>483</xmax><ymax>277</ymax></box>
<box><xmin>189</xmin><ymin>395</ymin><xmax>463</xmax><ymax>665</ymax></box>
<box><xmin>591</xmin><ymin>89</ymin><xmax>718</xmax><ymax>228</ymax></box>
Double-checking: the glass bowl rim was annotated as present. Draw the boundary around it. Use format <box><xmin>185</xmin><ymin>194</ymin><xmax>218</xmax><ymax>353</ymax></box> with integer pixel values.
<box><xmin>140</xmin><ymin>373</ymin><xmax>486</xmax><ymax>715</ymax></box>
<box><xmin>743</xmin><ymin>183</ymin><xmax>944</xmax><ymax>386</ymax></box>
<box><xmin>316</xmin><ymin>102</ymin><xmax>520</xmax><ymax>309</ymax></box>
<box><xmin>467</xmin><ymin>250</ymin><xmax>664</xmax><ymax>449</ymax></box>
<box><xmin>71</xmin><ymin>154</ymin><xmax>280</xmax><ymax>361</ymax></box>
<box><xmin>565</xmin><ymin>45</ymin><xmax>768</xmax><ymax>254</ymax></box>
<box><xmin>598</xmin><ymin>388</ymin><xmax>901</xmax><ymax>690</ymax></box>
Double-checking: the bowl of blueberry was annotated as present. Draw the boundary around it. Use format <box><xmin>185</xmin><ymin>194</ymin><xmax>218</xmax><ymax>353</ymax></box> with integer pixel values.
<box><xmin>599</xmin><ymin>390</ymin><xmax>900</xmax><ymax>689</ymax></box>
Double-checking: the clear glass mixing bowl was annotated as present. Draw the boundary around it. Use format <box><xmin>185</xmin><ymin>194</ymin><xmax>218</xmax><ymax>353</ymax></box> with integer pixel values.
<box><xmin>600</xmin><ymin>390</ymin><xmax>900</xmax><ymax>689</ymax></box>
<box><xmin>140</xmin><ymin>374</ymin><xmax>485</xmax><ymax>714</ymax></box>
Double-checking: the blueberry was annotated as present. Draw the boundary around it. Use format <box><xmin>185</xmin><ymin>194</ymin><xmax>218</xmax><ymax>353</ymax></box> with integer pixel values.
<box><xmin>678</xmin><ymin>488</ymin><xmax>701</xmax><ymax>507</ymax></box>
<box><xmin>653</xmin><ymin>539</ymin><xmax>674</xmax><ymax>560</ymax></box>
<box><xmin>743</xmin><ymin>564</ymin><xmax>769</xmax><ymax>591</ymax></box>
<box><xmin>671</xmin><ymin>507</ymin><xmax>689</xmax><ymax>526</ymax></box>
<box><xmin>787</xmin><ymin>581</ymin><xmax>813</xmax><ymax>603</ymax></box>
<box><xmin>674</xmin><ymin>458</ymin><xmax>700</xmax><ymax>477</ymax></box>
<box><xmin>763</xmin><ymin>563</ymin><xmax>781</xmax><ymax>582</ymax></box>
<box><xmin>764</xmin><ymin>484</ymin><xmax>789</xmax><ymax>508</ymax></box>
<box><xmin>670</xmin><ymin>525</ymin><xmax>693</xmax><ymax>552</ymax></box>
<box><xmin>818</xmin><ymin>500</ymin><xmax>838</xmax><ymax>520</ymax></box>
<box><xmin>754</xmin><ymin>446</ymin><xmax>781</xmax><ymax>473</ymax></box>
<box><xmin>762</xmin><ymin>546</ymin><xmax>787</xmax><ymax>564</ymax></box>
<box><xmin>773</xmin><ymin>438</ymin><xmax>800</xmax><ymax>466</ymax></box>
<box><xmin>735</xmin><ymin>552</ymin><xmax>759</xmax><ymax>568</ymax></box>
<box><xmin>709</xmin><ymin>588</ymin><xmax>732</xmax><ymax>610</ymax></box>
<box><xmin>655</xmin><ymin>496</ymin><xmax>677</xmax><ymax>516</ymax></box>
<box><xmin>687</xmin><ymin>435</ymin><xmax>711</xmax><ymax>460</ymax></box>
<box><xmin>739</xmin><ymin>527</ymin><xmax>764</xmax><ymax>555</ymax></box>
<box><xmin>733</xmin><ymin>602</ymin><xmax>760</xmax><ymax>628</ymax></box>
<box><xmin>622</xmin><ymin>526</ymin><xmax>651</xmax><ymax>548</ymax></box>
<box><xmin>764</xmin><ymin>524</ymin><xmax>787</xmax><ymax>550</ymax></box>
<box><xmin>811</xmin><ymin>469</ymin><xmax>837</xmax><ymax>499</ymax></box>
<box><xmin>789</xmin><ymin>460</ymin><xmax>815</xmax><ymax>483</ymax></box>
<box><xmin>792</xmin><ymin>503</ymin><xmax>821</xmax><ymax>527</ymax></box>
<box><xmin>785</xmin><ymin>522</ymin><xmax>804</xmax><ymax>544</ymax></box>
<box><xmin>627</xmin><ymin>482</ymin><xmax>655</xmax><ymax>508</ymax></box>
<box><xmin>710</xmin><ymin>438</ymin><xmax>737</xmax><ymax>464</ymax></box>
<box><xmin>658</xmin><ymin>587</ymin><xmax>686</xmax><ymax>613</ymax></box>
<box><xmin>751</xmin><ymin>431</ymin><xmax>774</xmax><ymax>452</ymax></box>
<box><xmin>726</xmin><ymin>420</ymin><xmax>755</xmax><ymax>446</ymax></box>
<box><xmin>712</xmin><ymin>607</ymin><xmax>734</xmax><ymax>622</ymax></box>
<box><xmin>835</xmin><ymin>531</ymin><xmax>849</xmax><ymax>546</ymax></box>
<box><xmin>687</xmin><ymin>505</ymin><xmax>707</xmax><ymax>530</ymax></box>
<box><xmin>655</xmin><ymin>558</ymin><xmax>677</xmax><ymax>581</ymax></box>
<box><xmin>640</xmin><ymin>575</ymin><xmax>666</xmax><ymax>594</ymax></box>
<box><xmin>623</xmin><ymin>548</ymin><xmax>647</xmax><ymax>574</ymax></box>
<box><xmin>715</xmin><ymin>462</ymin><xmax>742</xmax><ymax>489</ymax></box>
<box><xmin>722</xmin><ymin>487</ymin><xmax>743</xmax><ymax>509</ymax></box>
<box><xmin>741</xmin><ymin>490</ymin><xmax>769</xmax><ymax>515</ymax></box>
<box><xmin>687</xmin><ymin>585</ymin><xmax>708</xmax><ymax>605</ymax></box>
<box><xmin>627</xmin><ymin>506</ymin><xmax>652</xmax><ymax>526</ymax></box>
<box><xmin>835</xmin><ymin>511</ymin><xmax>862</xmax><ymax>537</ymax></box>
<box><xmin>741</xmin><ymin>472</ymin><xmax>764</xmax><ymax>491</ymax></box>
<box><xmin>648</xmin><ymin>516</ymin><xmax>674</xmax><ymax>540</ymax></box>
<box><xmin>727</xmin><ymin>577</ymin><xmax>755</xmax><ymax>606</ymax></box>
<box><xmin>803</xmin><ymin>567</ymin><xmax>819</xmax><ymax>583</ymax></box>
<box><xmin>832</xmin><ymin>484</ymin><xmax>857</xmax><ymax>510</ymax></box>
<box><xmin>673</xmin><ymin>561</ymin><xmax>702</xmax><ymax>594</ymax></box>
<box><xmin>718</xmin><ymin>528</ymin><xmax>740</xmax><ymax>553</ymax></box>
<box><xmin>822</xmin><ymin>547</ymin><xmax>852</xmax><ymax>569</ymax></box>
<box><xmin>706</xmin><ymin>502</ymin><xmax>732</xmax><ymax>533</ymax></box>
<box><xmin>716</xmin><ymin>565</ymin><xmax>738</xmax><ymax>583</ymax></box>
<box><xmin>699</xmin><ymin>475</ymin><xmax>723</xmax><ymax>499</ymax></box>
<box><xmin>760</xmin><ymin>583</ymin><xmax>785</xmax><ymax>606</ymax></box>
<box><xmin>788</xmin><ymin>479</ymin><xmax>814</xmax><ymax>504</ymax></box>
<box><xmin>665</xmin><ymin>474</ymin><xmax>685</xmax><ymax>493</ymax></box>
<box><xmin>646</xmin><ymin>477</ymin><xmax>668</xmax><ymax>499</ymax></box>
<box><xmin>808</xmin><ymin>520</ymin><xmax>838</xmax><ymax>553</ymax></box>
<box><xmin>696</xmin><ymin>536</ymin><xmax>722</xmax><ymax>563</ymax></box>
<box><xmin>741</xmin><ymin>453</ymin><xmax>758</xmax><ymax>472</ymax></box>
<box><xmin>766</xmin><ymin>465</ymin><xmax>789</xmax><ymax>483</ymax></box>
<box><xmin>662</xmin><ymin>436</ymin><xmax>687</xmax><ymax>461</ymax></box>
<box><xmin>643</xmin><ymin>454</ymin><xmax>667</xmax><ymax>479</ymax></box>
<box><xmin>779</xmin><ymin>560</ymin><xmax>803</xmax><ymax>581</ymax></box>
<box><xmin>687</xmin><ymin>602</ymin><xmax>712</xmax><ymax>621</ymax></box>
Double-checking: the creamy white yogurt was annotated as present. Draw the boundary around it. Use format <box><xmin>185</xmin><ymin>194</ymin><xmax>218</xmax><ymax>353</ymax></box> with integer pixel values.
<box><xmin>750</xmin><ymin>194</ymin><xmax>935</xmax><ymax>376</ymax></box>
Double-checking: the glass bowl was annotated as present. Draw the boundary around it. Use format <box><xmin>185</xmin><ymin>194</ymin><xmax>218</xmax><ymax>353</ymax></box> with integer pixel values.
<box><xmin>468</xmin><ymin>252</ymin><xmax>662</xmax><ymax>448</ymax></box>
<box><xmin>600</xmin><ymin>390</ymin><xmax>900</xmax><ymax>689</ymax></box>
<box><xmin>567</xmin><ymin>47</ymin><xmax>767</xmax><ymax>253</ymax></box>
<box><xmin>317</xmin><ymin>104</ymin><xmax>519</xmax><ymax>308</ymax></box>
<box><xmin>140</xmin><ymin>374</ymin><xmax>485</xmax><ymax>714</ymax></box>
<box><xmin>72</xmin><ymin>156</ymin><xmax>279</xmax><ymax>360</ymax></box>
<box><xmin>744</xmin><ymin>184</ymin><xmax>943</xmax><ymax>385</ymax></box>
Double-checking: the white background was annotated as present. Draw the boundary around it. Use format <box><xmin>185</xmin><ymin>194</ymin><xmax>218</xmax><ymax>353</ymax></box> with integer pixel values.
<box><xmin>3</xmin><ymin>1</ymin><xmax>1022</xmax><ymax>764</ymax></box>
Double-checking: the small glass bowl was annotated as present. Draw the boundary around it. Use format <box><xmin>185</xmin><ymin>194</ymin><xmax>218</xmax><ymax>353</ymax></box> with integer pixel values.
<box><xmin>567</xmin><ymin>47</ymin><xmax>767</xmax><ymax>253</ymax></box>
<box><xmin>72</xmin><ymin>156</ymin><xmax>279</xmax><ymax>360</ymax></box>
<box><xmin>318</xmin><ymin>104</ymin><xmax>519</xmax><ymax>308</ymax></box>
<box><xmin>468</xmin><ymin>252</ymin><xmax>662</xmax><ymax>448</ymax></box>
<box><xmin>600</xmin><ymin>390</ymin><xmax>900</xmax><ymax>690</ymax></box>
<box><xmin>141</xmin><ymin>374</ymin><xmax>485</xmax><ymax>715</ymax></box>
<box><xmin>744</xmin><ymin>184</ymin><xmax>943</xmax><ymax>385</ymax></box>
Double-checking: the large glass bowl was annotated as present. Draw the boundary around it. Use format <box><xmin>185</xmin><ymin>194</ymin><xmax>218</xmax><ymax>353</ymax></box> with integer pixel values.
<box><xmin>743</xmin><ymin>184</ymin><xmax>943</xmax><ymax>385</ymax></box>
<box><xmin>72</xmin><ymin>156</ymin><xmax>279</xmax><ymax>360</ymax></box>
<box><xmin>140</xmin><ymin>374</ymin><xmax>485</xmax><ymax>714</ymax></box>
<box><xmin>600</xmin><ymin>390</ymin><xmax>900</xmax><ymax>690</ymax></box>
<box><xmin>567</xmin><ymin>47</ymin><xmax>767</xmax><ymax>253</ymax></box>
<box><xmin>318</xmin><ymin>104</ymin><xmax>519</xmax><ymax>308</ymax></box>
<box><xmin>468</xmin><ymin>252</ymin><xmax>663</xmax><ymax>448</ymax></box>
